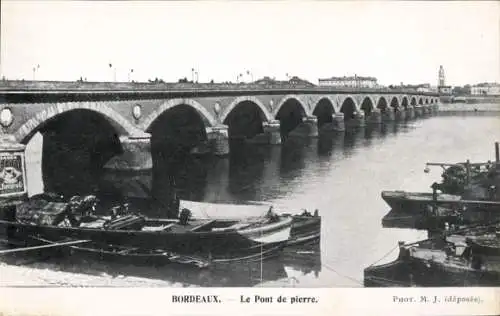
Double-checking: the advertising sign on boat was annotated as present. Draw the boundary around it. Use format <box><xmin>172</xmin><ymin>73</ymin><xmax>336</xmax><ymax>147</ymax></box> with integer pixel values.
<box><xmin>0</xmin><ymin>152</ymin><xmax>27</xmax><ymax>197</ymax></box>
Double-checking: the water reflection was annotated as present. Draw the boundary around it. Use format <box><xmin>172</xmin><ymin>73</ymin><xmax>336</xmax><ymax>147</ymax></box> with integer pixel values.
<box><xmin>3</xmin><ymin>245</ymin><xmax>321</xmax><ymax>287</ymax></box>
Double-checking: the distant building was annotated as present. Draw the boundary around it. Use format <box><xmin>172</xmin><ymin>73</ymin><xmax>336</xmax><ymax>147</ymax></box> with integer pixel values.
<box><xmin>438</xmin><ymin>65</ymin><xmax>445</xmax><ymax>87</ymax></box>
<box><xmin>438</xmin><ymin>86</ymin><xmax>452</xmax><ymax>95</ymax></box>
<box><xmin>254</xmin><ymin>76</ymin><xmax>315</xmax><ymax>87</ymax></box>
<box><xmin>288</xmin><ymin>76</ymin><xmax>315</xmax><ymax>87</ymax></box>
<box><xmin>318</xmin><ymin>75</ymin><xmax>378</xmax><ymax>88</ymax></box>
<box><xmin>437</xmin><ymin>65</ymin><xmax>452</xmax><ymax>95</ymax></box>
<box><xmin>416</xmin><ymin>84</ymin><xmax>435</xmax><ymax>93</ymax></box>
<box><xmin>397</xmin><ymin>83</ymin><xmax>437</xmax><ymax>93</ymax></box>
<box><xmin>470</xmin><ymin>83</ymin><xmax>500</xmax><ymax>96</ymax></box>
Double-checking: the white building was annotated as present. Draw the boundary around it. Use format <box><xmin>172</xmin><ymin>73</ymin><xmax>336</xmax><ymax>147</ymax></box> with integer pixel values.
<box><xmin>318</xmin><ymin>75</ymin><xmax>378</xmax><ymax>88</ymax></box>
<box><xmin>471</xmin><ymin>83</ymin><xmax>500</xmax><ymax>96</ymax></box>
<box><xmin>438</xmin><ymin>86</ymin><xmax>452</xmax><ymax>95</ymax></box>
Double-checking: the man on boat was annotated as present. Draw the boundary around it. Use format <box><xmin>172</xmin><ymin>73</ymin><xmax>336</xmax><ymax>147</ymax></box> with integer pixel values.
<box><xmin>266</xmin><ymin>206</ymin><xmax>280</xmax><ymax>222</ymax></box>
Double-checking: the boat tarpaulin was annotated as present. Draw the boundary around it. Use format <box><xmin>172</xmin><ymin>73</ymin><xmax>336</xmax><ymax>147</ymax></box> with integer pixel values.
<box><xmin>16</xmin><ymin>199</ymin><xmax>68</xmax><ymax>225</ymax></box>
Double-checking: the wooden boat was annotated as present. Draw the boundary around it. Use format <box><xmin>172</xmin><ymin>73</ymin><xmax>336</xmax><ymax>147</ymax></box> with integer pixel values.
<box><xmin>469</xmin><ymin>234</ymin><xmax>500</xmax><ymax>256</ymax></box>
<box><xmin>27</xmin><ymin>235</ymin><xmax>211</xmax><ymax>268</ymax></box>
<box><xmin>287</xmin><ymin>213</ymin><xmax>321</xmax><ymax>247</ymax></box>
<box><xmin>0</xmin><ymin>198</ymin><xmax>293</xmax><ymax>263</ymax></box>
<box><xmin>364</xmin><ymin>232</ymin><xmax>500</xmax><ymax>287</ymax></box>
<box><xmin>364</xmin><ymin>257</ymin><xmax>414</xmax><ymax>287</ymax></box>
<box><xmin>178</xmin><ymin>200</ymin><xmax>322</xmax><ymax>248</ymax></box>
<box><xmin>403</xmin><ymin>240</ymin><xmax>500</xmax><ymax>287</ymax></box>
<box><xmin>382</xmin><ymin>207</ymin><xmax>458</xmax><ymax>230</ymax></box>
<box><xmin>381</xmin><ymin>190</ymin><xmax>461</xmax><ymax>214</ymax></box>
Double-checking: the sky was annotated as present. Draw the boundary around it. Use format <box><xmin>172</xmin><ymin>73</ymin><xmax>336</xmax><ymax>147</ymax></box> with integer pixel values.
<box><xmin>1</xmin><ymin>1</ymin><xmax>499</xmax><ymax>86</ymax></box>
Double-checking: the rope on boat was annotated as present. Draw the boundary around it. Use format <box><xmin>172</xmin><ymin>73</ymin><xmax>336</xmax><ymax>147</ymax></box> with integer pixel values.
<box><xmin>321</xmin><ymin>261</ymin><xmax>364</xmax><ymax>286</ymax></box>
<box><xmin>0</xmin><ymin>239</ymin><xmax>91</xmax><ymax>255</ymax></box>
<box><xmin>367</xmin><ymin>244</ymin><xmax>400</xmax><ymax>268</ymax></box>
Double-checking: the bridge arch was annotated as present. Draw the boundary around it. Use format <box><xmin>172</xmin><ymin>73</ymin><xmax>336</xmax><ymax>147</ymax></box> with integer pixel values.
<box><xmin>418</xmin><ymin>97</ymin><xmax>424</xmax><ymax>105</ymax></box>
<box><xmin>220</xmin><ymin>96</ymin><xmax>274</xmax><ymax>124</ymax></box>
<box><xmin>410</xmin><ymin>96</ymin><xmax>417</xmax><ymax>106</ymax></box>
<box><xmin>273</xmin><ymin>95</ymin><xmax>309</xmax><ymax>118</ymax></box>
<box><xmin>425</xmin><ymin>98</ymin><xmax>429</xmax><ymax>104</ymax></box>
<box><xmin>359</xmin><ymin>96</ymin><xmax>375</xmax><ymax>116</ymax></box>
<box><xmin>376</xmin><ymin>96</ymin><xmax>389</xmax><ymax>112</ymax></box>
<box><xmin>389</xmin><ymin>96</ymin><xmax>399</xmax><ymax>111</ymax></box>
<box><xmin>141</xmin><ymin>98</ymin><xmax>217</xmax><ymax>131</ymax></box>
<box><xmin>15</xmin><ymin>101</ymin><xmax>141</xmax><ymax>144</ymax></box>
<box><xmin>401</xmin><ymin>96</ymin><xmax>409</xmax><ymax>109</ymax></box>
<box><xmin>340</xmin><ymin>96</ymin><xmax>359</xmax><ymax>120</ymax></box>
<box><xmin>275</xmin><ymin>95</ymin><xmax>309</xmax><ymax>138</ymax></box>
<box><xmin>222</xmin><ymin>96</ymin><xmax>274</xmax><ymax>139</ymax></box>
<box><xmin>312</xmin><ymin>97</ymin><xmax>336</xmax><ymax>128</ymax></box>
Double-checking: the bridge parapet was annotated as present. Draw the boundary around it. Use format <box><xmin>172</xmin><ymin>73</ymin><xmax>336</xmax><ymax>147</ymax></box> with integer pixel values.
<box><xmin>0</xmin><ymin>80</ymin><xmax>440</xmax><ymax>97</ymax></box>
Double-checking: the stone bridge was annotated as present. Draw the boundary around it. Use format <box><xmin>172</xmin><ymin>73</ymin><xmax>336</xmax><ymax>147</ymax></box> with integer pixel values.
<box><xmin>0</xmin><ymin>82</ymin><xmax>440</xmax><ymax>175</ymax></box>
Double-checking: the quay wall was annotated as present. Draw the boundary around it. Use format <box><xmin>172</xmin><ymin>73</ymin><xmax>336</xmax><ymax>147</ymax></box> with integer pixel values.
<box><xmin>438</xmin><ymin>102</ymin><xmax>500</xmax><ymax>113</ymax></box>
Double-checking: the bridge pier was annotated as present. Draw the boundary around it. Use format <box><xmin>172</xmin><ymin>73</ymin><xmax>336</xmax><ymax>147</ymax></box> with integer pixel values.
<box><xmin>206</xmin><ymin>125</ymin><xmax>230</xmax><ymax>156</ymax></box>
<box><xmin>405</xmin><ymin>107</ymin><xmax>415</xmax><ymax>120</ymax></box>
<box><xmin>354</xmin><ymin>111</ymin><xmax>366</xmax><ymax>127</ymax></box>
<box><xmin>104</xmin><ymin>134</ymin><xmax>153</xmax><ymax>171</ymax></box>
<box><xmin>332</xmin><ymin>113</ymin><xmax>345</xmax><ymax>131</ymax></box>
<box><xmin>366</xmin><ymin>109</ymin><xmax>382</xmax><ymax>124</ymax></box>
<box><xmin>421</xmin><ymin>106</ymin><xmax>428</xmax><ymax>115</ymax></box>
<box><xmin>432</xmin><ymin>103</ymin><xmax>439</xmax><ymax>114</ymax></box>
<box><xmin>425</xmin><ymin>105</ymin><xmax>433</xmax><ymax>115</ymax></box>
<box><xmin>302</xmin><ymin>116</ymin><xmax>319</xmax><ymax>137</ymax></box>
<box><xmin>290</xmin><ymin>116</ymin><xmax>319</xmax><ymax>138</ymax></box>
<box><xmin>98</xmin><ymin>134</ymin><xmax>153</xmax><ymax>199</ymax></box>
<box><xmin>345</xmin><ymin>112</ymin><xmax>365</xmax><ymax>128</ymax></box>
<box><xmin>382</xmin><ymin>110</ymin><xmax>395</xmax><ymax>122</ymax></box>
<box><xmin>262</xmin><ymin>120</ymin><xmax>282</xmax><ymax>145</ymax></box>
<box><xmin>394</xmin><ymin>109</ymin><xmax>404</xmax><ymax>121</ymax></box>
<box><xmin>318</xmin><ymin>114</ymin><xmax>345</xmax><ymax>132</ymax></box>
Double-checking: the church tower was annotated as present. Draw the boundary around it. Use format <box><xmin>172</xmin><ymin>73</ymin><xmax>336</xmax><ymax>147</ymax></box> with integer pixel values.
<box><xmin>438</xmin><ymin>65</ymin><xmax>445</xmax><ymax>87</ymax></box>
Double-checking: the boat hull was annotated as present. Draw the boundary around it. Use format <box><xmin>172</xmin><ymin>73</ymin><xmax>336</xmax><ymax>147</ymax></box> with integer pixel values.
<box><xmin>381</xmin><ymin>191</ymin><xmax>460</xmax><ymax>214</ymax></box>
<box><xmin>364</xmin><ymin>246</ymin><xmax>500</xmax><ymax>287</ymax></box>
<box><xmin>0</xmin><ymin>217</ymin><xmax>292</xmax><ymax>263</ymax></box>
<box><xmin>288</xmin><ymin>215</ymin><xmax>321</xmax><ymax>247</ymax></box>
<box><xmin>27</xmin><ymin>235</ymin><xmax>211</xmax><ymax>268</ymax></box>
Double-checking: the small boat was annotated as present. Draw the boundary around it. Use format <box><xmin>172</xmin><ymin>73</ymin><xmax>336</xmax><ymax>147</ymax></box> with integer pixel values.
<box><xmin>1</xmin><ymin>197</ymin><xmax>293</xmax><ymax>264</ymax></box>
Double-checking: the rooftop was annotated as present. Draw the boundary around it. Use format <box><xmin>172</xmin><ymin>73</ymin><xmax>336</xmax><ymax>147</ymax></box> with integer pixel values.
<box><xmin>472</xmin><ymin>82</ymin><xmax>500</xmax><ymax>87</ymax></box>
<box><xmin>318</xmin><ymin>76</ymin><xmax>377</xmax><ymax>81</ymax></box>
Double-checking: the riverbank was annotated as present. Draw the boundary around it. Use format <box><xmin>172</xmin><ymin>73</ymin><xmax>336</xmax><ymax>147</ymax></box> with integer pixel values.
<box><xmin>438</xmin><ymin>102</ymin><xmax>500</xmax><ymax>112</ymax></box>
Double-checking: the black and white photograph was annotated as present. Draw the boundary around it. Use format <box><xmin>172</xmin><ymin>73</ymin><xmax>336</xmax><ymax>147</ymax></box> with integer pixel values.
<box><xmin>0</xmin><ymin>1</ymin><xmax>499</xmax><ymax>315</ymax></box>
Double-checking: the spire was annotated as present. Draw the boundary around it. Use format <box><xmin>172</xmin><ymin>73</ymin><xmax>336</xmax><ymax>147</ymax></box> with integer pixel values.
<box><xmin>438</xmin><ymin>65</ymin><xmax>445</xmax><ymax>86</ymax></box>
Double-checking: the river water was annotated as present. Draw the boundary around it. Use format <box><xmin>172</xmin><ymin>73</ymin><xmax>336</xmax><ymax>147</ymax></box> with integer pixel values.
<box><xmin>14</xmin><ymin>110</ymin><xmax>500</xmax><ymax>287</ymax></box>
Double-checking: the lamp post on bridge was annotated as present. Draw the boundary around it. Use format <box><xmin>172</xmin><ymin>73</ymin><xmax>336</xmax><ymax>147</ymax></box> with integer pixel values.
<box><xmin>128</xmin><ymin>69</ymin><xmax>134</xmax><ymax>82</ymax></box>
<box><xmin>191</xmin><ymin>68</ymin><xmax>199</xmax><ymax>83</ymax></box>
<box><xmin>32</xmin><ymin>64</ymin><xmax>40</xmax><ymax>81</ymax></box>
<box><xmin>109</xmin><ymin>63</ymin><xmax>117</xmax><ymax>82</ymax></box>
<box><xmin>246</xmin><ymin>70</ymin><xmax>254</xmax><ymax>83</ymax></box>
